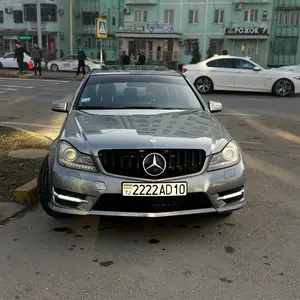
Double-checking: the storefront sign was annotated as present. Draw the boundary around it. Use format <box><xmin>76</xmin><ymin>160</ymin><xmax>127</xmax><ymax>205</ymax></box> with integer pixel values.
<box><xmin>225</xmin><ymin>27</ymin><xmax>268</xmax><ymax>35</ymax></box>
<box><xmin>146</xmin><ymin>24</ymin><xmax>174</xmax><ymax>34</ymax></box>
<box><xmin>19</xmin><ymin>35</ymin><xmax>32</xmax><ymax>40</ymax></box>
<box><xmin>118</xmin><ymin>26</ymin><xmax>144</xmax><ymax>32</ymax></box>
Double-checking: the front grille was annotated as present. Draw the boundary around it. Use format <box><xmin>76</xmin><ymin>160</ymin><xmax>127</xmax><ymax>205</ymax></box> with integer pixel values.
<box><xmin>99</xmin><ymin>149</ymin><xmax>206</xmax><ymax>179</ymax></box>
<box><xmin>93</xmin><ymin>193</ymin><xmax>212</xmax><ymax>213</ymax></box>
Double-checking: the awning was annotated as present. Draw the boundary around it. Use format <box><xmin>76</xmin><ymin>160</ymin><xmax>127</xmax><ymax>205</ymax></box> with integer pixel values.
<box><xmin>115</xmin><ymin>32</ymin><xmax>182</xmax><ymax>39</ymax></box>
<box><xmin>225</xmin><ymin>35</ymin><xmax>268</xmax><ymax>40</ymax></box>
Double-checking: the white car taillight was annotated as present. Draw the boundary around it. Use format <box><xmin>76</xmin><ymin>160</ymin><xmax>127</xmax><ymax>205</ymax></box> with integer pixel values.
<box><xmin>182</xmin><ymin>67</ymin><xmax>187</xmax><ymax>73</ymax></box>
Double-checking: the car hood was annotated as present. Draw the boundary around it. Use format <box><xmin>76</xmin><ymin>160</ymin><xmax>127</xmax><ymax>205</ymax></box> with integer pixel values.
<box><xmin>60</xmin><ymin>109</ymin><xmax>232</xmax><ymax>156</ymax></box>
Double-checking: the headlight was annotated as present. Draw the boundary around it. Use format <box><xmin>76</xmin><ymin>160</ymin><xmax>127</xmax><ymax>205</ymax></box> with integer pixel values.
<box><xmin>207</xmin><ymin>140</ymin><xmax>241</xmax><ymax>171</ymax></box>
<box><xmin>58</xmin><ymin>141</ymin><xmax>97</xmax><ymax>172</ymax></box>
<box><xmin>294</xmin><ymin>76</ymin><xmax>300</xmax><ymax>80</ymax></box>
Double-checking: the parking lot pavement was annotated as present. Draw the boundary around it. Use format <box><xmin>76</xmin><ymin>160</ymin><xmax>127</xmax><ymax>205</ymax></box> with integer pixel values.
<box><xmin>1</xmin><ymin>88</ymin><xmax>300</xmax><ymax>299</ymax></box>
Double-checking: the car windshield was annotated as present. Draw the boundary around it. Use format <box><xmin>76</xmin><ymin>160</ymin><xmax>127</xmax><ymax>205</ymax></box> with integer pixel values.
<box><xmin>77</xmin><ymin>75</ymin><xmax>203</xmax><ymax>110</ymax></box>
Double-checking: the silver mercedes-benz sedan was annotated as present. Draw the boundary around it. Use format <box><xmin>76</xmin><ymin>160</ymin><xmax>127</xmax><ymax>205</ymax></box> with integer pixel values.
<box><xmin>38</xmin><ymin>66</ymin><xmax>246</xmax><ymax>218</ymax></box>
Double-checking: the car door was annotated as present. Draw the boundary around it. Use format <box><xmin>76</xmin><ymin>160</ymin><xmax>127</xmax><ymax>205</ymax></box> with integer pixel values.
<box><xmin>206</xmin><ymin>58</ymin><xmax>236</xmax><ymax>90</ymax></box>
<box><xmin>60</xmin><ymin>55</ymin><xmax>74</xmax><ymax>71</ymax></box>
<box><xmin>70</xmin><ymin>55</ymin><xmax>79</xmax><ymax>71</ymax></box>
<box><xmin>233</xmin><ymin>58</ymin><xmax>267</xmax><ymax>92</ymax></box>
<box><xmin>1</xmin><ymin>53</ymin><xmax>17</xmax><ymax>68</ymax></box>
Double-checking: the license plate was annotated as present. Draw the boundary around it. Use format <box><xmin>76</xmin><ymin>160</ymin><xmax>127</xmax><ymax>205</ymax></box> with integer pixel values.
<box><xmin>122</xmin><ymin>182</ymin><xmax>187</xmax><ymax>197</ymax></box>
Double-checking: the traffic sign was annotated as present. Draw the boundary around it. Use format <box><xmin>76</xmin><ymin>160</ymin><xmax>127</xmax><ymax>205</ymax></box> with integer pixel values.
<box><xmin>96</xmin><ymin>17</ymin><xmax>107</xmax><ymax>39</ymax></box>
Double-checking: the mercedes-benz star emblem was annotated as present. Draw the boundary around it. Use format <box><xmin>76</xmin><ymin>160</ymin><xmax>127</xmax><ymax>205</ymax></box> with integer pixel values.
<box><xmin>142</xmin><ymin>153</ymin><xmax>166</xmax><ymax>177</ymax></box>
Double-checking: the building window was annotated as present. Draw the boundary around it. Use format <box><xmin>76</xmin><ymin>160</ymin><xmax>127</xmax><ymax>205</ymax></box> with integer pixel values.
<box><xmin>135</xmin><ymin>10</ymin><xmax>147</xmax><ymax>22</ymax></box>
<box><xmin>82</xmin><ymin>12</ymin><xmax>98</xmax><ymax>25</ymax></box>
<box><xmin>279</xmin><ymin>11</ymin><xmax>300</xmax><ymax>26</ymax></box>
<box><xmin>210</xmin><ymin>39</ymin><xmax>224</xmax><ymax>54</ymax></box>
<box><xmin>112</xmin><ymin>16</ymin><xmax>116</xmax><ymax>26</ymax></box>
<box><xmin>185</xmin><ymin>39</ymin><xmax>197</xmax><ymax>55</ymax></box>
<box><xmin>0</xmin><ymin>11</ymin><xmax>4</xmax><ymax>23</ymax></box>
<box><xmin>24</xmin><ymin>4</ymin><xmax>57</xmax><ymax>21</ymax></box>
<box><xmin>188</xmin><ymin>10</ymin><xmax>198</xmax><ymax>24</ymax></box>
<box><xmin>274</xmin><ymin>37</ymin><xmax>298</xmax><ymax>54</ymax></box>
<box><xmin>13</xmin><ymin>10</ymin><xmax>23</xmax><ymax>23</ymax></box>
<box><xmin>262</xmin><ymin>10</ymin><xmax>268</xmax><ymax>20</ymax></box>
<box><xmin>214</xmin><ymin>9</ymin><xmax>224</xmax><ymax>24</ymax></box>
<box><xmin>244</xmin><ymin>9</ymin><xmax>258</xmax><ymax>22</ymax></box>
<box><xmin>164</xmin><ymin>10</ymin><xmax>174</xmax><ymax>24</ymax></box>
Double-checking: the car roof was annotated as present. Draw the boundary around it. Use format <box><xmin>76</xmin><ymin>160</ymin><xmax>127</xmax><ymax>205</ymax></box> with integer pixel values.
<box><xmin>90</xmin><ymin>66</ymin><xmax>181</xmax><ymax>77</ymax></box>
<box><xmin>205</xmin><ymin>55</ymin><xmax>252</xmax><ymax>61</ymax></box>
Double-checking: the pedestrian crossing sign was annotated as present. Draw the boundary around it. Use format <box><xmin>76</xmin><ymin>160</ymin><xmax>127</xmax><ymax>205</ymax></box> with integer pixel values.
<box><xmin>96</xmin><ymin>17</ymin><xmax>107</xmax><ymax>39</ymax></box>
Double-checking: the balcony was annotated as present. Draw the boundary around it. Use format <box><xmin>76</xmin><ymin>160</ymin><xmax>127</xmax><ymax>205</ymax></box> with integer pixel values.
<box><xmin>125</xmin><ymin>0</ymin><xmax>158</xmax><ymax>4</ymax></box>
<box><xmin>275</xmin><ymin>0</ymin><xmax>300</xmax><ymax>9</ymax></box>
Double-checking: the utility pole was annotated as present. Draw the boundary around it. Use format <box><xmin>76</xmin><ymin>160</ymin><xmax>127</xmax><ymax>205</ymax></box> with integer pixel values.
<box><xmin>36</xmin><ymin>0</ymin><xmax>42</xmax><ymax>47</ymax></box>
<box><xmin>70</xmin><ymin>0</ymin><xmax>73</xmax><ymax>54</ymax></box>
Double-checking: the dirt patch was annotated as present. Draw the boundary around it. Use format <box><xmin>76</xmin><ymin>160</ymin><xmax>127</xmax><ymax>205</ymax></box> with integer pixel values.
<box><xmin>0</xmin><ymin>126</ymin><xmax>51</xmax><ymax>202</ymax></box>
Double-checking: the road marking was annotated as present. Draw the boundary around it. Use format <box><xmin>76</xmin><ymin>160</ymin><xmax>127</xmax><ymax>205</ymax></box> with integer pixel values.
<box><xmin>0</xmin><ymin>85</ymin><xmax>34</xmax><ymax>89</ymax></box>
<box><xmin>0</xmin><ymin>98</ymin><xmax>11</xmax><ymax>101</ymax></box>
<box><xmin>0</xmin><ymin>78</ymin><xmax>70</xmax><ymax>83</ymax></box>
<box><xmin>1</xmin><ymin>121</ymin><xmax>60</xmax><ymax>129</ymax></box>
<box><xmin>44</xmin><ymin>88</ymin><xmax>68</xmax><ymax>91</ymax></box>
<box><xmin>221</xmin><ymin>113</ymin><xmax>261</xmax><ymax>117</ymax></box>
<box><xmin>0</xmin><ymin>91</ymin><xmax>6</xmax><ymax>94</ymax></box>
<box><xmin>0</xmin><ymin>88</ymin><xmax>18</xmax><ymax>91</ymax></box>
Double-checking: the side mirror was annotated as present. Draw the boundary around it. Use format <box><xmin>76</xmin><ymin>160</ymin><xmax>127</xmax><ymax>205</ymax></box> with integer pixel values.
<box><xmin>253</xmin><ymin>66</ymin><xmax>261</xmax><ymax>71</ymax></box>
<box><xmin>208</xmin><ymin>101</ymin><xmax>222</xmax><ymax>113</ymax></box>
<box><xmin>52</xmin><ymin>100</ymin><xmax>68</xmax><ymax>113</ymax></box>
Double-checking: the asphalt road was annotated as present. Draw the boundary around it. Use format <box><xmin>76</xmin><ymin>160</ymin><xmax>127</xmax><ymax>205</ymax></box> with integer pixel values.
<box><xmin>0</xmin><ymin>78</ymin><xmax>300</xmax><ymax>299</ymax></box>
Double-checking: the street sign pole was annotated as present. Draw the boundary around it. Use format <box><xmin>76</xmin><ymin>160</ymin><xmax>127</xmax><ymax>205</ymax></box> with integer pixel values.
<box><xmin>96</xmin><ymin>17</ymin><xmax>107</xmax><ymax>67</ymax></box>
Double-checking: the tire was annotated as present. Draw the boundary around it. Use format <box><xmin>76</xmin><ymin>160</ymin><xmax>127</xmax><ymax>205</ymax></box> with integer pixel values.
<box><xmin>37</xmin><ymin>154</ymin><xmax>69</xmax><ymax>219</ymax></box>
<box><xmin>50</xmin><ymin>63</ymin><xmax>59</xmax><ymax>72</ymax></box>
<box><xmin>84</xmin><ymin>65</ymin><xmax>91</xmax><ymax>73</ymax></box>
<box><xmin>194</xmin><ymin>76</ymin><xmax>213</xmax><ymax>94</ymax></box>
<box><xmin>272</xmin><ymin>78</ymin><xmax>294</xmax><ymax>97</ymax></box>
<box><xmin>0</xmin><ymin>62</ymin><xmax>3</xmax><ymax>69</ymax></box>
<box><xmin>23</xmin><ymin>62</ymin><xmax>29</xmax><ymax>70</ymax></box>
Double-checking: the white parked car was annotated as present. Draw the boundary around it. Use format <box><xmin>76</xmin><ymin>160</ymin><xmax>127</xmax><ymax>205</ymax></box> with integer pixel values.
<box><xmin>0</xmin><ymin>52</ymin><xmax>46</xmax><ymax>70</ymax></box>
<box><xmin>182</xmin><ymin>55</ymin><xmax>300</xmax><ymax>97</ymax></box>
<box><xmin>49</xmin><ymin>55</ymin><xmax>103</xmax><ymax>73</ymax></box>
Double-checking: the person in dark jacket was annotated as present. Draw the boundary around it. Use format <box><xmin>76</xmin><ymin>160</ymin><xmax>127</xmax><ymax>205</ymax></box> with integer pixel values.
<box><xmin>31</xmin><ymin>44</ymin><xmax>43</xmax><ymax>76</ymax></box>
<box><xmin>77</xmin><ymin>48</ymin><xmax>87</xmax><ymax>75</ymax></box>
<box><xmin>14</xmin><ymin>44</ymin><xmax>25</xmax><ymax>73</ymax></box>
<box><xmin>139</xmin><ymin>52</ymin><xmax>146</xmax><ymax>65</ymax></box>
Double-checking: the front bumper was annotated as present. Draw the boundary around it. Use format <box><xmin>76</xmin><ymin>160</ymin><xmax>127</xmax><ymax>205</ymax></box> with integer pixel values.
<box><xmin>49</xmin><ymin>159</ymin><xmax>246</xmax><ymax>218</ymax></box>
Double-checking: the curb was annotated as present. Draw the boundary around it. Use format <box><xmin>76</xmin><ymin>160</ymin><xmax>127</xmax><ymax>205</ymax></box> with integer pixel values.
<box><xmin>14</xmin><ymin>179</ymin><xmax>37</xmax><ymax>205</ymax></box>
<box><xmin>0</xmin><ymin>72</ymin><xmax>78</xmax><ymax>81</ymax></box>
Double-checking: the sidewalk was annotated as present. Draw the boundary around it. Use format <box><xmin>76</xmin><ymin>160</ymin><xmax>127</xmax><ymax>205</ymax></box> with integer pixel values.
<box><xmin>0</xmin><ymin>69</ymin><xmax>83</xmax><ymax>81</ymax></box>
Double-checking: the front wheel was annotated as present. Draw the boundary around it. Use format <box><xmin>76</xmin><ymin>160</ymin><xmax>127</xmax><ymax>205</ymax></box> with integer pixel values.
<box><xmin>50</xmin><ymin>63</ymin><xmax>59</xmax><ymax>72</ymax></box>
<box><xmin>84</xmin><ymin>65</ymin><xmax>91</xmax><ymax>73</ymax></box>
<box><xmin>272</xmin><ymin>78</ymin><xmax>294</xmax><ymax>97</ymax></box>
<box><xmin>37</xmin><ymin>154</ymin><xmax>69</xmax><ymax>219</ymax></box>
<box><xmin>194</xmin><ymin>76</ymin><xmax>213</xmax><ymax>94</ymax></box>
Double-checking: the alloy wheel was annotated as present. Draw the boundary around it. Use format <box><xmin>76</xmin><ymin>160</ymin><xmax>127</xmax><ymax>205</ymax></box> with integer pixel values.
<box><xmin>195</xmin><ymin>77</ymin><xmax>212</xmax><ymax>93</ymax></box>
<box><xmin>275</xmin><ymin>79</ymin><xmax>292</xmax><ymax>96</ymax></box>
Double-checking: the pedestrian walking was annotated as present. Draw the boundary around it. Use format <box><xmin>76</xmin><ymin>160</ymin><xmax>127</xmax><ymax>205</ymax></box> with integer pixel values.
<box><xmin>139</xmin><ymin>52</ymin><xmax>146</xmax><ymax>65</ymax></box>
<box><xmin>77</xmin><ymin>48</ymin><xmax>87</xmax><ymax>75</ymax></box>
<box><xmin>31</xmin><ymin>44</ymin><xmax>43</xmax><ymax>76</ymax></box>
<box><xmin>14</xmin><ymin>43</ymin><xmax>25</xmax><ymax>74</ymax></box>
<box><xmin>120</xmin><ymin>51</ymin><xmax>130</xmax><ymax>66</ymax></box>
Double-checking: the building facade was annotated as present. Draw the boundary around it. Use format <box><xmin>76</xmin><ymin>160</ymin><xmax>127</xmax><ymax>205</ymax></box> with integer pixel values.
<box><xmin>0</xmin><ymin>0</ymin><xmax>298</xmax><ymax>66</ymax></box>
<box><xmin>269</xmin><ymin>0</ymin><xmax>300</xmax><ymax>66</ymax></box>
<box><xmin>223</xmin><ymin>0</ymin><xmax>273</xmax><ymax>67</ymax></box>
<box><xmin>72</xmin><ymin>0</ymin><xmax>124</xmax><ymax>62</ymax></box>
<box><xmin>0</xmin><ymin>0</ymin><xmax>70</xmax><ymax>59</ymax></box>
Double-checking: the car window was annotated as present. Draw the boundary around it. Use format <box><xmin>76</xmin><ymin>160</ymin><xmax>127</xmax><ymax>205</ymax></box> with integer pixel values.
<box><xmin>77</xmin><ymin>75</ymin><xmax>204</xmax><ymax>110</ymax></box>
<box><xmin>4</xmin><ymin>54</ymin><xmax>14</xmax><ymax>59</ymax></box>
<box><xmin>234</xmin><ymin>59</ymin><xmax>255</xmax><ymax>70</ymax></box>
<box><xmin>207</xmin><ymin>59</ymin><xmax>234</xmax><ymax>68</ymax></box>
